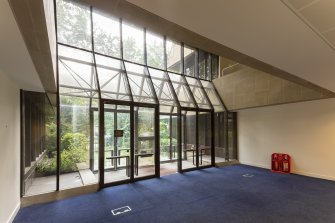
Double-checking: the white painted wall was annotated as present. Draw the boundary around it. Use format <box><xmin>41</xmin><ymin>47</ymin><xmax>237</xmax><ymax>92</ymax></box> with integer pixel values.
<box><xmin>0</xmin><ymin>70</ymin><xmax>21</xmax><ymax>223</ymax></box>
<box><xmin>238</xmin><ymin>98</ymin><xmax>335</xmax><ymax>181</ymax></box>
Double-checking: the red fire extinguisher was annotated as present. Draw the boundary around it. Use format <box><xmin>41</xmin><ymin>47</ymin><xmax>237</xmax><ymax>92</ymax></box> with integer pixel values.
<box><xmin>273</xmin><ymin>154</ymin><xmax>278</xmax><ymax>171</ymax></box>
<box><xmin>283</xmin><ymin>154</ymin><xmax>289</xmax><ymax>172</ymax></box>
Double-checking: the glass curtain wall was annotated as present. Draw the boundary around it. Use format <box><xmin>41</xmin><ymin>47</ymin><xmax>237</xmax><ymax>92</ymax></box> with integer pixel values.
<box><xmin>52</xmin><ymin>0</ymin><xmax>224</xmax><ymax>191</ymax></box>
<box><xmin>200</xmin><ymin>81</ymin><xmax>227</xmax><ymax>164</ymax></box>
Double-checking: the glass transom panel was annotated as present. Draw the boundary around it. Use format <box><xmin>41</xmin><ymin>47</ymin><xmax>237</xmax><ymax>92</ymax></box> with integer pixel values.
<box><xmin>200</xmin><ymin>80</ymin><xmax>225</xmax><ymax>112</ymax></box>
<box><xmin>149</xmin><ymin>68</ymin><xmax>177</xmax><ymax>106</ymax></box>
<box><xmin>168</xmin><ymin>73</ymin><xmax>196</xmax><ymax>108</ymax></box>
<box><xmin>96</xmin><ymin>55</ymin><xmax>132</xmax><ymax>101</ymax></box>
<box><xmin>58</xmin><ymin>45</ymin><xmax>98</xmax><ymax>98</ymax></box>
<box><xmin>124</xmin><ymin>62</ymin><xmax>157</xmax><ymax>104</ymax></box>
<box><xmin>186</xmin><ymin>77</ymin><xmax>211</xmax><ymax>109</ymax></box>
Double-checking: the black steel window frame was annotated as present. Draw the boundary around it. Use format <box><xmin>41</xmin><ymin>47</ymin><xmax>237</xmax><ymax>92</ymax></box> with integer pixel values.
<box><xmin>50</xmin><ymin>0</ymin><xmax>227</xmax><ymax>192</ymax></box>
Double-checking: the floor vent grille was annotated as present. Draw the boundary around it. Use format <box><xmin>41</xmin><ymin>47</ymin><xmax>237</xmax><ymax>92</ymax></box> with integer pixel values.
<box><xmin>111</xmin><ymin>206</ymin><xmax>132</xmax><ymax>216</ymax></box>
<box><xmin>242</xmin><ymin>173</ymin><xmax>254</xmax><ymax>178</ymax></box>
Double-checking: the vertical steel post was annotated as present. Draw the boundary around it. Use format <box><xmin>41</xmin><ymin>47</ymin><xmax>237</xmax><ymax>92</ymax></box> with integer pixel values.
<box><xmin>99</xmin><ymin>101</ymin><xmax>104</xmax><ymax>188</ymax></box>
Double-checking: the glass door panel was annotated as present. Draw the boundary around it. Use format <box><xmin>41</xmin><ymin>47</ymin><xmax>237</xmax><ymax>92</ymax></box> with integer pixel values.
<box><xmin>181</xmin><ymin>110</ymin><xmax>197</xmax><ymax>170</ymax></box>
<box><xmin>104</xmin><ymin>104</ymin><xmax>131</xmax><ymax>184</ymax></box>
<box><xmin>134</xmin><ymin>107</ymin><xmax>156</xmax><ymax>178</ymax></box>
<box><xmin>171</xmin><ymin>115</ymin><xmax>178</xmax><ymax>161</ymax></box>
<box><xmin>198</xmin><ymin>112</ymin><xmax>212</xmax><ymax>166</ymax></box>
<box><xmin>159</xmin><ymin>114</ymin><xmax>178</xmax><ymax>176</ymax></box>
<box><xmin>93</xmin><ymin>110</ymin><xmax>99</xmax><ymax>172</ymax></box>
<box><xmin>160</xmin><ymin>115</ymin><xmax>171</xmax><ymax>162</ymax></box>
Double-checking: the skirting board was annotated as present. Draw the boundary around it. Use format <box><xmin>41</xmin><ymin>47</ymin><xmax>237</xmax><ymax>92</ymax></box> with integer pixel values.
<box><xmin>293</xmin><ymin>170</ymin><xmax>335</xmax><ymax>181</ymax></box>
<box><xmin>7</xmin><ymin>202</ymin><xmax>20</xmax><ymax>223</ymax></box>
<box><xmin>239</xmin><ymin>161</ymin><xmax>269</xmax><ymax>169</ymax></box>
<box><xmin>240</xmin><ymin>161</ymin><xmax>335</xmax><ymax>181</ymax></box>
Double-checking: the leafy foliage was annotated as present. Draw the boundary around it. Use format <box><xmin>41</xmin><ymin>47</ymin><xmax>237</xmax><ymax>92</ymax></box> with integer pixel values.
<box><xmin>36</xmin><ymin>132</ymin><xmax>88</xmax><ymax>176</ymax></box>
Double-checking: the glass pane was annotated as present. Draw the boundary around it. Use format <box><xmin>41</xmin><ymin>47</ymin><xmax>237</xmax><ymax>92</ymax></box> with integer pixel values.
<box><xmin>134</xmin><ymin>107</ymin><xmax>156</xmax><ymax>178</ymax></box>
<box><xmin>198</xmin><ymin>112</ymin><xmax>212</xmax><ymax>166</ymax></box>
<box><xmin>22</xmin><ymin>93</ymin><xmax>57</xmax><ymax>196</ymax></box>
<box><xmin>184</xmin><ymin>45</ymin><xmax>197</xmax><ymax>77</ymax></box>
<box><xmin>93</xmin><ymin>10</ymin><xmax>121</xmax><ymax>58</ymax></box>
<box><xmin>186</xmin><ymin>77</ymin><xmax>211</xmax><ymax>109</ymax></box>
<box><xmin>182</xmin><ymin>111</ymin><xmax>197</xmax><ymax>170</ymax></box>
<box><xmin>166</xmin><ymin>39</ymin><xmax>181</xmax><ymax>73</ymax></box>
<box><xmin>228</xmin><ymin>112</ymin><xmax>237</xmax><ymax>161</ymax></box>
<box><xmin>58</xmin><ymin>45</ymin><xmax>98</xmax><ymax>98</ymax></box>
<box><xmin>160</xmin><ymin>115</ymin><xmax>170</xmax><ymax>162</ymax></box>
<box><xmin>146</xmin><ymin>32</ymin><xmax>164</xmax><ymax>69</ymax></box>
<box><xmin>206</xmin><ymin>53</ymin><xmax>211</xmax><ymax>80</ymax></box>
<box><xmin>95</xmin><ymin>55</ymin><xmax>132</xmax><ymax>101</ymax></box>
<box><xmin>214</xmin><ymin>112</ymin><xmax>226</xmax><ymax>164</ymax></box>
<box><xmin>149</xmin><ymin>68</ymin><xmax>177</xmax><ymax>106</ymax></box>
<box><xmin>57</xmin><ymin>0</ymin><xmax>91</xmax><ymax>50</ymax></box>
<box><xmin>104</xmin><ymin>105</ymin><xmax>131</xmax><ymax>184</ymax></box>
<box><xmin>60</xmin><ymin>96</ymin><xmax>98</xmax><ymax>190</ymax></box>
<box><xmin>160</xmin><ymin>105</ymin><xmax>176</xmax><ymax>114</ymax></box>
<box><xmin>201</xmin><ymin>80</ymin><xmax>225</xmax><ymax>112</ymax></box>
<box><xmin>122</xmin><ymin>22</ymin><xmax>144</xmax><ymax>64</ymax></box>
<box><xmin>93</xmin><ymin>110</ymin><xmax>99</xmax><ymax>171</ymax></box>
<box><xmin>159</xmin><ymin>114</ymin><xmax>178</xmax><ymax>176</ymax></box>
<box><xmin>199</xmin><ymin>50</ymin><xmax>210</xmax><ymax>80</ymax></box>
<box><xmin>125</xmin><ymin>62</ymin><xmax>157</xmax><ymax>104</ymax></box>
<box><xmin>211</xmin><ymin>55</ymin><xmax>219</xmax><ymax>80</ymax></box>
<box><xmin>169</xmin><ymin>73</ymin><xmax>196</xmax><ymax>108</ymax></box>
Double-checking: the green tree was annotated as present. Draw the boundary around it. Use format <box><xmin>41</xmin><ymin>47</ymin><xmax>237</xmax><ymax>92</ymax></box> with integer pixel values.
<box><xmin>37</xmin><ymin>132</ymin><xmax>89</xmax><ymax>175</ymax></box>
<box><xmin>57</xmin><ymin>0</ymin><xmax>91</xmax><ymax>49</ymax></box>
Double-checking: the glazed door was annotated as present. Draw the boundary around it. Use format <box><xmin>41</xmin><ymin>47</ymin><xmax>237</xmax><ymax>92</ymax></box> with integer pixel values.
<box><xmin>102</xmin><ymin>104</ymin><xmax>131</xmax><ymax>185</ymax></box>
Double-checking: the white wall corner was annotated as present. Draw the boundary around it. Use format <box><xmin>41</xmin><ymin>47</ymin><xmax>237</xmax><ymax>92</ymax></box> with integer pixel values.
<box><xmin>7</xmin><ymin>202</ymin><xmax>20</xmax><ymax>223</ymax></box>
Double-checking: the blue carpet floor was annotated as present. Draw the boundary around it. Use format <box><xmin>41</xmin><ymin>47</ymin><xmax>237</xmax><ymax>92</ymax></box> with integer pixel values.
<box><xmin>14</xmin><ymin>165</ymin><xmax>335</xmax><ymax>223</ymax></box>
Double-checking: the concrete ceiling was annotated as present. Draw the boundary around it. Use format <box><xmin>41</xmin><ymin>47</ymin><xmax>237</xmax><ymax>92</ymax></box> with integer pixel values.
<box><xmin>126</xmin><ymin>0</ymin><xmax>335</xmax><ymax>93</ymax></box>
<box><xmin>0</xmin><ymin>0</ymin><xmax>43</xmax><ymax>92</ymax></box>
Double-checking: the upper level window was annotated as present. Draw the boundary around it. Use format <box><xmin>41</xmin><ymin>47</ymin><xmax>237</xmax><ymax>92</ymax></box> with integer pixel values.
<box><xmin>166</xmin><ymin>40</ymin><xmax>182</xmax><ymax>74</ymax></box>
<box><xmin>57</xmin><ymin>0</ymin><xmax>92</xmax><ymax>50</ymax></box>
<box><xmin>93</xmin><ymin>10</ymin><xmax>121</xmax><ymax>58</ymax></box>
<box><xmin>184</xmin><ymin>45</ymin><xmax>197</xmax><ymax>77</ymax></box>
<box><xmin>211</xmin><ymin>55</ymin><xmax>219</xmax><ymax>80</ymax></box>
<box><xmin>199</xmin><ymin>50</ymin><xmax>211</xmax><ymax>80</ymax></box>
<box><xmin>146</xmin><ymin>32</ymin><xmax>165</xmax><ymax>69</ymax></box>
<box><xmin>122</xmin><ymin>22</ymin><xmax>145</xmax><ymax>64</ymax></box>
